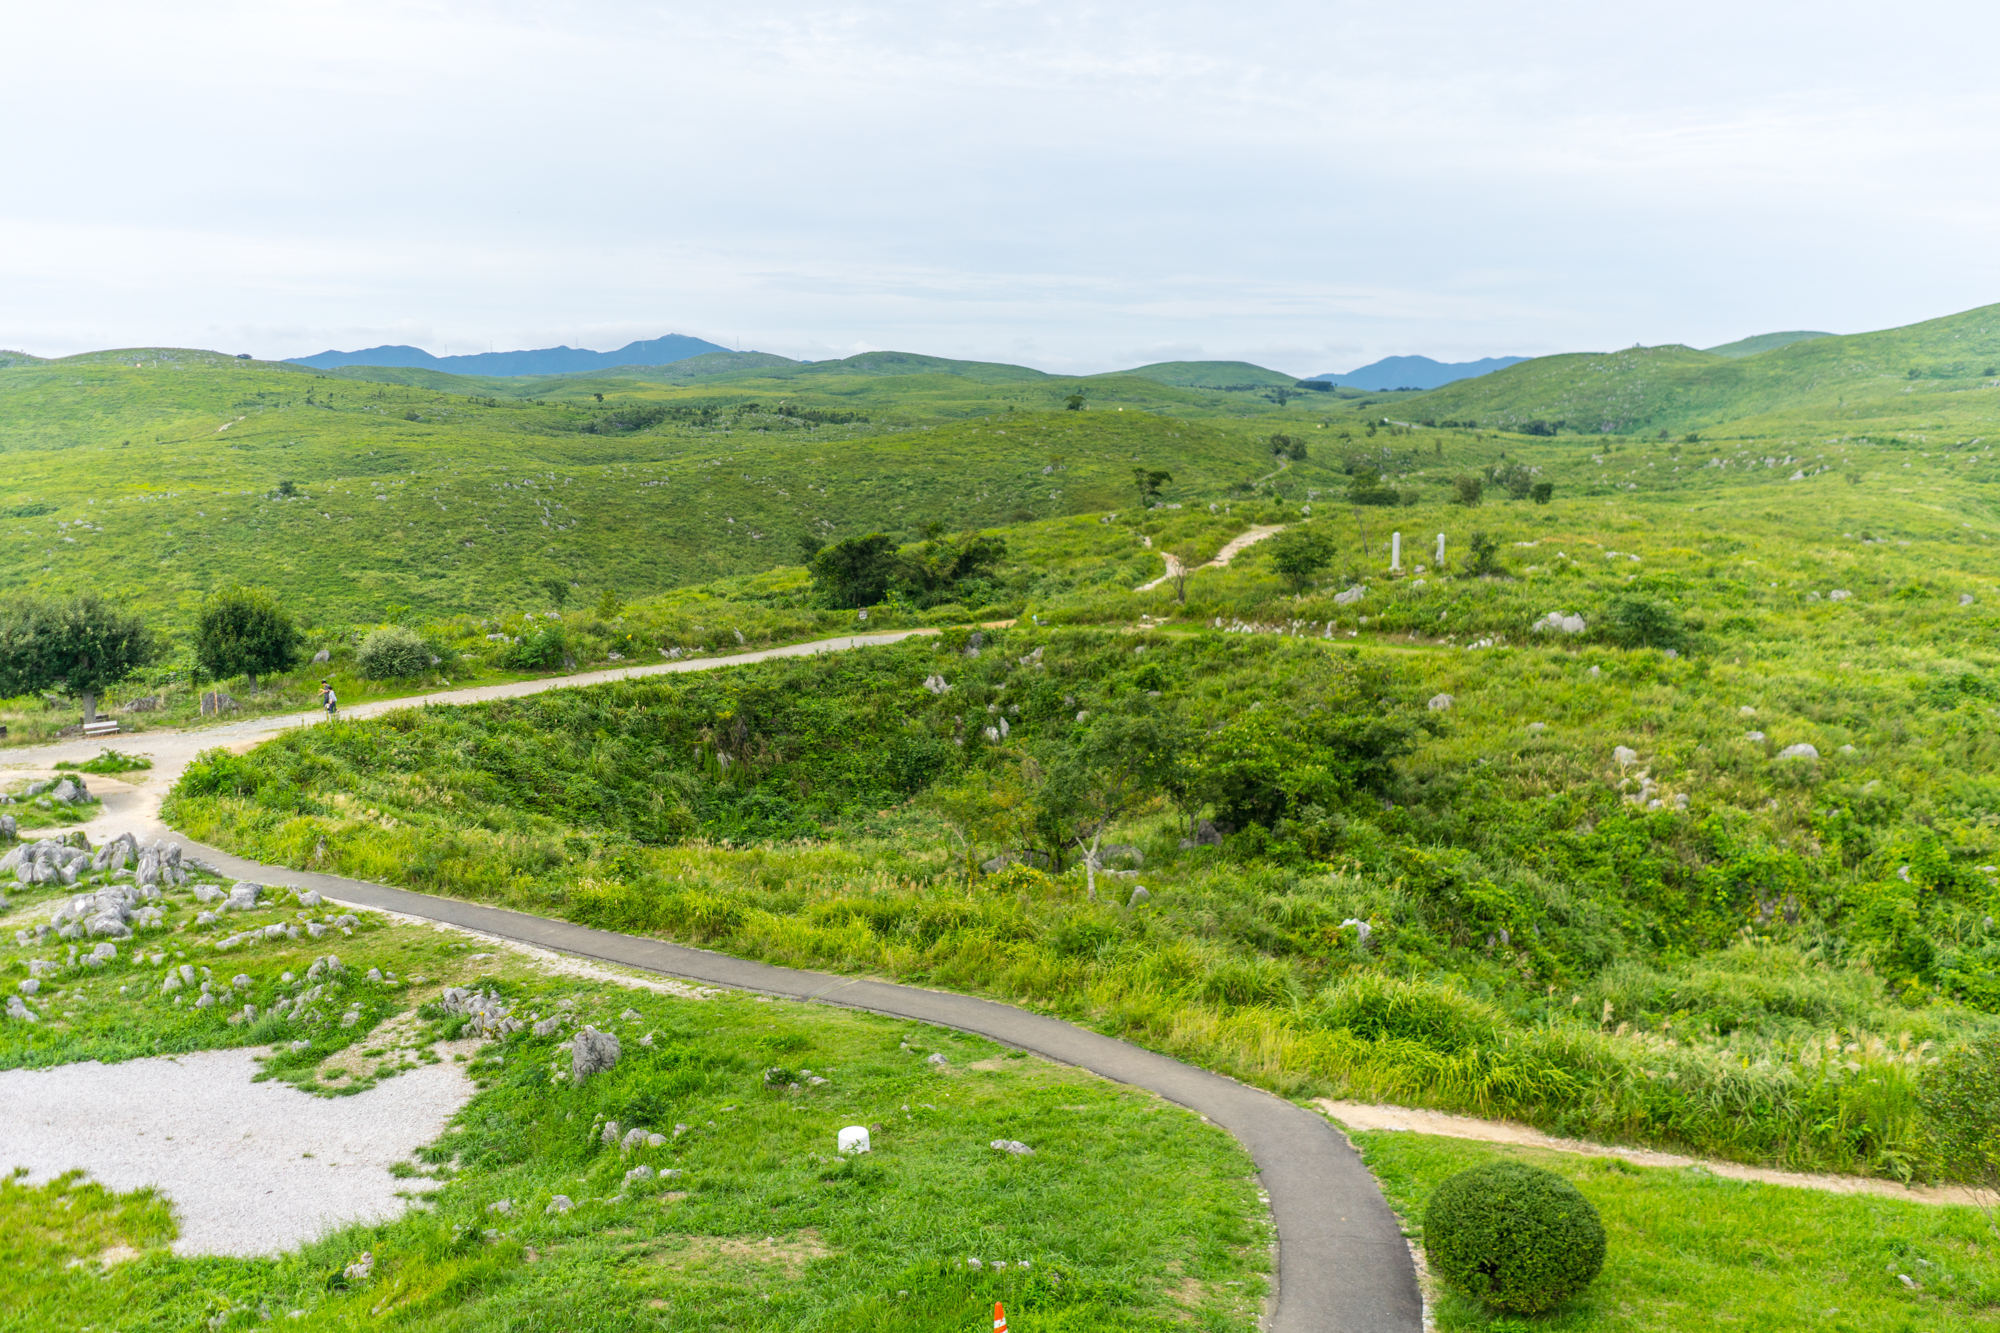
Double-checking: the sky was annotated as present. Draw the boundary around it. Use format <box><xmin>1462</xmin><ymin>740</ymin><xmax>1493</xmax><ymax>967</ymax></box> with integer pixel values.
<box><xmin>3</xmin><ymin>0</ymin><xmax>1997</xmax><ymax>376</ymax></box>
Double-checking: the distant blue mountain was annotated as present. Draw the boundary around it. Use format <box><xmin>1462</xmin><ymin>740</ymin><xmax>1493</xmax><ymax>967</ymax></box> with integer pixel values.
<box><xmin>1307</xmin><ymin>354</ymin><xmax>1528</xmax><ymax>391</ymax></box>
<box><xmin>286</xmin><ymin>334</ymin><xmax>733</xmax><ymax>377</ymax></box>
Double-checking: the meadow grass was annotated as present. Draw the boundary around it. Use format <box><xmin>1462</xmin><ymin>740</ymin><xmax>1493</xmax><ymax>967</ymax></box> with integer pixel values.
<box><xmin>0</xmin><ymin>871</ymin><xmax>1269</xmax><ymax>1332</ymax></box>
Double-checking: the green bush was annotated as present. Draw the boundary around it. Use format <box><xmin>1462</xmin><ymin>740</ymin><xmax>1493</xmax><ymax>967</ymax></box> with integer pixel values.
<box><xmin>1918</xmin><ymin>1032</ymin><xmax>2000</xmax><ymax>1185</ymax></box>
<box><xmin>1423</xmin><ymin>1160</ymin><xmax>1606</xmax><ymax>1313</ymax></box>
<box><xmin>505</xmin><ymin>622</ymin><xmax>567</xmax><ymax>670</ymax></box>
<box><xmin>356</xmin><ymin>625</ymin><xmax>431</xmax><ymax>679</ymax></box>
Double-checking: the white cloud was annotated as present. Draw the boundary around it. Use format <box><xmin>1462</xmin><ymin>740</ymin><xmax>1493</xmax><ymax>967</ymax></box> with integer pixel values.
<box><xmin>2</xmin><ymin>0</ymin><xmax>1996</xmax><ymax>369</ymax></box>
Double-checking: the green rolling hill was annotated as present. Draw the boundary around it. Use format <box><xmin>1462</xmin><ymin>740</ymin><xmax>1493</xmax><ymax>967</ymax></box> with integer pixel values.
<box><xmin>1369</xmin><ymin>302</ymin><xmax>2000</xmax><ymax>437</ymax></box>
<box><xmin>1703</xmin><ymin>330</ymin><xmax>1834</xmax><ymax>358</ymax></box>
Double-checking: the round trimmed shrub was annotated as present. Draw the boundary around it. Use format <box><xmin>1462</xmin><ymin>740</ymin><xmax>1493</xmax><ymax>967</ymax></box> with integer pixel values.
<box><xmin>355</xmin><ymin>625</ymin><xmax>431</xmax><ymax>680</ymax></box>
<box><xmin>1423</xmin><ymin>1160</ymin><xmax>1605</xmax><ymax>1313</ymax></box>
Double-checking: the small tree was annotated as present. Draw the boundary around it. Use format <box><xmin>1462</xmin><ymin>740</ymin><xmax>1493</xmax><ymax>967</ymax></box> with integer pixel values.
<box><xmin>1063</xmin><ymin>392</ymin><xmax>1087</xmax><ymax>411</ymax></box>
<box><xmin>0</xmin><ymin>595</ymin><xmax>157</xmax><ymax>723</ymax></box>
<box><xmin>1464</xmin><ymin>531</ymin><xmax>1504</xmax><ymax>577</ymax></box>
<box><xmin>1452</xmin><ymin>475</ymin><xmax>1484</xmax><ymax>506</ymax></box>
<box><xmin>194</xmin><ymin>585</ymin><xmax>301</xmax><ymax>693</ymax></box>
<box><xmin>1267</xmin><ymin>525</ymin><xmax>1336</xmax><ymax>590</ymax></box>
<box><xmin>809</xmin><ymin>534</ymin><xmax>899</xmax><ymax>608</ymax></box>
<box><xmin>1530</xmin><ymin>481</ymin><xmax>1554</xmax><ymax>504</ymax></box>
<box><xmin>1032</xmin><ymin>706</ymin><xmax>1189</xmax><ymax>899</ymax></box>
<box><xmin>1132</xmin><ymin>468</ymin><xmax>1173</xmax><ymax>508</ymax></box>
<box><xmin>1166</xmin><ymin>544</ymin><xmax>1204</xmax><ymax>604</ymax></box>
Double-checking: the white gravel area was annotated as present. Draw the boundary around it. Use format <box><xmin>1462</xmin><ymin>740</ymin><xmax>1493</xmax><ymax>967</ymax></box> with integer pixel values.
<box><xmin>0</xmin><ymin>1047</ymin><xmax>477</xmax><ymax>1255</ymax></box>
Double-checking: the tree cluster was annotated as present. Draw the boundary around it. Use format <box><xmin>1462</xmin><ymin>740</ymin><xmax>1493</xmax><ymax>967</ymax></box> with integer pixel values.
<box><xmin>808</xmin><ymin>529</ymin><xmax>1008</xmax><ymax>610</ymax></box>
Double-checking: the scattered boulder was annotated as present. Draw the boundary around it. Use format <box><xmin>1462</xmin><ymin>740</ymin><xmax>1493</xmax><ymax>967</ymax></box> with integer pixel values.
<box><xmin>1531</xmin><ymin>611</ymin><xmax>1586</xmax><ymax>634</ymax></box>
<box><xmin>343</xmin><ymin>1252</ymin><xmax>374</xmax><ymax>1282</ymax></box>
<box><xmin>545</xmin><ymin>1196</ymin><xmax>574</xmax><ymax>1215</ymax></box>
<box><xmin>625</xmin><ymin>1165</ymin><xmax>654</xmax><ymax>1183</ymax></box>
<box><xmin>571</xmin><ymin>1026</ymin><xmax>622</xmax><ymax>1083</ymax></box>
<box><xmin>1613</xmin><ymin>746</ymin><xmax>1638</xmax><ymax>768</ymax></box>
<box><xmin>1128</xmin><ymin>886</ymin><xmax>1150</xmax><ymax>906</ymax></box>
<box><xmin>1333</xmin><ymin>586</ymin><xmax>1367</xmax><ymax>607</ymax></box>
<box><xmin>1428</xmin><ymin>693</ymin><xmax>1454</xmax><ymax>711</ymax></box>
<box><xmin>1341</xmin><ymin>917</ymin><xmax>1373</xmax><ymax>946</ymax></box>
<box><xmin>922</xmin><ymin>674</ymin><xmax>951</xmax><ymax>695</ymax></box>
<box><xmin>1829</xmin><ymin>589</ymin><xmax>1852</xmax><ymax>602</ymax></box>
<box><xmin>222</xmin><ymin>883</ymin><xmax>262</xmax><ymax>912</ymax></box>
<box><xmin>1777</xmin><ymin>743</ymin><xmax>1820</xmax><ymax>761</ymax></box>
<box><xmin>199</xmin><ymin>691</ymin><xmax>240</xmax><ymax>716</ymax></box>
<box><xmin>1961</xmin><ymin>594</ymin><xmax>1976</xmax><ymax>607</ymax></box>
<box><xmin>1744</xmin><ymin>730</ymin><xmax>1766</xmax><ymax>742</ymax></box>
<box><xmin>312</xmin><ymin>648</ymin><xmax>332</xmax><ymax>663</ymax></box>
<box><xmin>119</xmin><ymin>696</ymin><xmax>160</xmax><ymax>713</ymax></box>
<box><xmin>990</xmin><ymin>1139</ymin><xmax>1034</xmax><ymax>1156</ymax></box>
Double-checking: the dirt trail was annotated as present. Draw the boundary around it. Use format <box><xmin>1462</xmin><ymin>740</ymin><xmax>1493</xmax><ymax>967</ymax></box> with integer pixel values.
<box><xmin>1317</xmin><ymin>1099</ymin><xmax>1992</xmax><ymax>1208</ymax></box>
<box><xmin>1135</xmin><ymin>524</ymin><xmax>1286</xmax><ymax>593</ymax></box>
<box><xmin>0</xmin><ymin>629</ymin><xmax>939</xmax><ymax>844</ymax></box>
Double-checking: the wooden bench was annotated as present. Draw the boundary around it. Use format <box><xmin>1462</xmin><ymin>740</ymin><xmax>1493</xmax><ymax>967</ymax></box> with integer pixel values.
<box><xmin>82</xmin><ymin>719</ymin><xmax>120</xmax><ymax>738</ymax></box>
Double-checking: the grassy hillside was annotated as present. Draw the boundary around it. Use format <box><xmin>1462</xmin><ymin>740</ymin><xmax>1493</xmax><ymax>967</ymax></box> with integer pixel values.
<box><xmin>1382</xmin><ymin>302</ymin><xmax>2000</xmax><ymax>436</ymax></box>
<box><xmin>0</xmin><ymin>354</ymin><xmax>1356</xmax><ymax>623</ymax></box>
<box><xmin>1113</xmin><ymin>361</ymin><xmax>1300</xmax><ymax>389</ymax></box>
<box><xmin>172</xmin><ymin>421</ymin><xmax>2000</xmax><ymax>1181</ymax></box>
<box><xmin>1704</xmin><ymin>330</ymin><xmax>1833</xmax><ymax>358</ymax></box>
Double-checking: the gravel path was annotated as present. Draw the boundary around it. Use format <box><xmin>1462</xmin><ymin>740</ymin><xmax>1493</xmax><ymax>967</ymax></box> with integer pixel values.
<box><xmin>0</xmin><ymin>1048</ymin><xmax>474</xmax><ymax>1255</ymax></box>
<box><xmin>1317</xmin><ymin>1099</ymin><xmax>1993</xmax><ymax>1208</ymax></box>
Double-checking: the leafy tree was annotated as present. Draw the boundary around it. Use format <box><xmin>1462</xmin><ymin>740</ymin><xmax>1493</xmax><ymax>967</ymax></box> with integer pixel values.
<box><xmin>1031</xmin><ymin>705</ymin><xmax>1190</xmax><ymax>899</ymax></box>
<box><xmin>923</xmin><ymin>770</ymin><xmax>1036</xmax><ymax>888</ymax></box>
<box><xmin>1132</xmin><ymin>468</ymin><xmax>1173</xmax><ymax>508</ymax></box>
<box><xmin>1452</xmin><ymin>475</ymin><xmax>1484</xmax><ymax>506</ymax></box>
<box><xmin>1464</xmin><ymin>531</ymin><xmax>1504</xmax><ymax>577</ymax></box>
<box><xmin>1063</xmin><ymin>392</ymin><xmax>1087</xmax><ymax>411</ymax></box>
<box><xmin>0</xmin><ymin>595</ymin><xmax>156</xmax><ymax>723</ymax></box>
<box><xmin>1530</xmin><ymin>481</ymin><xmax>1555</xmax><ymax>504</ymax></box>
<box><xmin>1346</xmin><ymin>471</ymin><xmax>1399</xmax><ymax>506</ymax></box>
<box><xmin>1196</xmin><ymin>700</ymin><xmax>1412</xmax><ymax>832</ymax></box>
<box><xmin>1266</xmin><ymin>525</ymin><xmax>1336</xmax><ymax>590</ymax></box>
<box><xmin>894</xmin><ymin>531</ymin><xmax>1008</xmax><ymax>608</ymax></box>
<box><xmin>809</xmin><ymin>534</ymin><xmax>900</xmax><ymax>608</ymax></box>
<box><xmin>596</xmin><ymin>588</ymin><xmax>623</xmax><ymax>620</ymax></box>
<box><xmin>194</xmin><ymin>585</ymin><xmax>301</xmax><ymax>692</ymax></box>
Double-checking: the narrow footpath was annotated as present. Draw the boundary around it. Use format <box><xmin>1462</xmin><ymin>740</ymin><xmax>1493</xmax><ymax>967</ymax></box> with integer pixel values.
<box><xmin>2</xmin><ymin>630</ymin><xmax>1424</xmax><ymax>1333</ymax></box>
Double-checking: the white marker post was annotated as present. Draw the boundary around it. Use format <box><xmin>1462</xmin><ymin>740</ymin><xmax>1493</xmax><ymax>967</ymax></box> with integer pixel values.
<box><xmin>1391</xmin><ymin>532</ymin><xmax>1401</xmax><ymax>572</ymax></box>
<box><xmin>1436</xmin><ymin>532</ymin><xmax>1446</xmax><ymax>566</ymax></box>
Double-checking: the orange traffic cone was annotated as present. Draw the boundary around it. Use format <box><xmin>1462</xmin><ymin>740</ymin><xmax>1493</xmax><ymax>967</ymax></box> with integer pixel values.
<box><xmin>993</xmin><ymin>1301</ymin><xmax>1008</xmax><ymax>1333</ymax></box>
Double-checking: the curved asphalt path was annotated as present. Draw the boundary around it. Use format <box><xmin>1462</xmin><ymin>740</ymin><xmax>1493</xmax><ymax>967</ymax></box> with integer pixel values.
<box><xmin>4</xmin><ymin>631</ymin><xmax>1423</xmax><ymax>1333</ymax></box>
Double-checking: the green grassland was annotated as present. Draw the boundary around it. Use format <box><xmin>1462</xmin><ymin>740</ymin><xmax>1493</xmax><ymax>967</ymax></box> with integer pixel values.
<box><xmin>1377</xmin><ymin>302</ymin><xmax>2000</xmax><ymax>437</ymax></box>
<box><xmin>0</xmin><ymin>348</ymin><xmax>1350</xmax><ymax>626</ymax></box>
<box><xmin>0</xmin><ymin>870</ymin><xmax>1268</xmax><ymax>1332</ymax></box>
<box><xmin>1355</xmin><ymin>1131</ymin><xmax>2000</xmax><ymax>1331</ymax></box>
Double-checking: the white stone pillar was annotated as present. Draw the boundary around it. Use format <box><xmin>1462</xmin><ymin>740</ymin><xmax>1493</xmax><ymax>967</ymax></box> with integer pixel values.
<box><xmin>1436</xmin><ymin>532</ymin><xmax>1446</xmax><ymax>565</ymax></box>
<box><xmin>1391</xmin><ymin>532</ymin><xmax>1401</xmax><ymax>571</ymax></box>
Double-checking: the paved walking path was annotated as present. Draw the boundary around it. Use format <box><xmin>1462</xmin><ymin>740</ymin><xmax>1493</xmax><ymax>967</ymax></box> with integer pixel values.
<box><xmin>2</xmin><ymin>630</ymin><xmax>1424</xmax><ymax>1333</ymax></box>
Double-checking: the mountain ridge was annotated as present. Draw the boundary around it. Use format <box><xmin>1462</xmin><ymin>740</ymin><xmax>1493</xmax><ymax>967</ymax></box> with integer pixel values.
<box><xmin>1307</xmin><ymin>354</ymin><xmax>1527</xmax><ymax>391</ymax></box>
<box><xmin>286</xmin><ymin>334</ymin><xmax>734</xmax><ymax>377</ymax></box>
